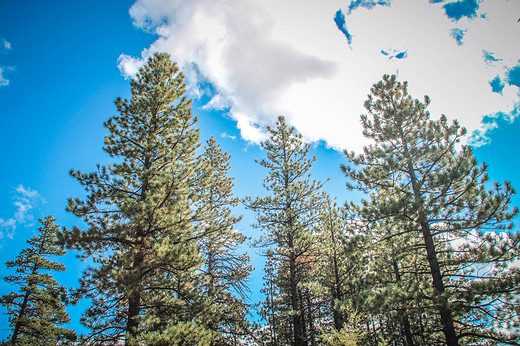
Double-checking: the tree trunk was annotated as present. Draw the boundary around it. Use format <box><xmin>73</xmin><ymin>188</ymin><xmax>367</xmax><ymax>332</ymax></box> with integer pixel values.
<box><xmin>289</xmin><ymin>251</ymin><xmax>306</xmax><ymax>346</ymax></box>
<box><xmin>403</xmin><ymin>146</ymin><xmax>459</xmax><ymax>346</ymax></box>
<box><xmin>331</xmin><ymin>233</ymin><xmax>344</xmax><ymax>331</ymax></box>
<box><xmin>126</xmin><ymin>289</ymin><xmax>141</xmax><ymax>346</ymax></box>
<box><xmin>11</xmin><ymin>289</ymin><xmax>31</xmax><ymax>345</ymax></box>
<box><xmin>126</xmin><ymin>244</ymin><xmax>144</xmax><ymax>346</ymax></box>
<box><xmin>392</xmin><ymin>260</ymin><xmax>415</xmax><ymax>346</ymax></box>
<box><xmin>125</xmin><ymin>167</ymin><xmax>150</xmax><ymax>345</ymax></box>
<box><xmin>420</xmin><ymin>221</ymin><xmax>459</xmax><ymax>346</ymax></box>
<box><xmin>305</xmin><ymin>288</ymin><xmax>315</xmax><ymax>346</ymax></box>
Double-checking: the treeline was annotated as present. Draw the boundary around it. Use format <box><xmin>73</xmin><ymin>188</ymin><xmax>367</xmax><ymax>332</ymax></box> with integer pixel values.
<box><xmin>1</xmin><ymin>53</ymin><xmax>519</xmax><ymax>345</ymax></box>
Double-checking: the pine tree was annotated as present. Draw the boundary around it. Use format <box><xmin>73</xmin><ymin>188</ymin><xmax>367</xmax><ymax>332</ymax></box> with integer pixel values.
<box><xmin>314</xmin><ymin>196</ymin><xmax>366</xmax><ymax>332</ymax></box>
<box><xmin>1</xmin><ymin>216</ymin><xmax>75</xmax><ymax>345</ymax></box>
<box><xmin>195</xmin><ymin>136</ymin><xmax>251</xmax><ymax>342</ymax></box>
<box><xmin>342</xmin><ymin>75</ymin><xmax>520</xmax><ymax>345</ymax></box>
<box><xmin>257</xmin><ymin>251</ymin><xmax>284</xmax><ymax>345</ymax></box>
<box><xmin>247</xmin><ymin>116</ymin><xmax>324</xmax><ymax>346</ymax></box>
<box><xmin>354</xmin><ymin>217</ymin><xmax>431</xmax><ymax>345</ymax></box>
<box><xmin>61</xmin><ymin>52</ymin><xmax>213</xmax><ymax>345</ymax></box>
<box><xmin>314</xmin><ymin>198</ymin><xmax>404</xmax><ymax>345</ymax></box>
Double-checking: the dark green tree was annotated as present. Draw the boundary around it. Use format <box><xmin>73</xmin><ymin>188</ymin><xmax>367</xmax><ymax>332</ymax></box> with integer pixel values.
<box><xmin>342</xmin><ymin>75</ymin><xmax>520</xmax><ymax>345</ymax></box>
<box><xmin>248</xmin><ymin>116</ymin><xmax>324</xmax><ymax>346</ymax></box>
<box><xmin>61</xmin><ymin>53</ymin><xmax>214</xmax><ymax>345</ymax></box>
<box><xmin>195</xmin><ymin>136</ymin><xmax>251</xmax><ymax>342</ymax></box>
<box><xmin>1</xmin><ymin>216</ymin><xmax>75</xmax><ymax>345</ymax></box>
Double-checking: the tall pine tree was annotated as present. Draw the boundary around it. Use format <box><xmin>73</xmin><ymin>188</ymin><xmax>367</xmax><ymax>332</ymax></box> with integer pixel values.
<box><xmin>1</xmin><ymin>216</ymin><xmax>75</xmax><ymax>345</ymax></box>
<box><xmin>61</xmin><ymin>53</ymin><xmax>213</xmax><ymax>345</ymax></box>
<box><xmin>195</xmin><ymin>136</ymin><xmax>251</xmax><ymax>343</ymax></box>
<box><xmin>342</xmin><ymin>75</ymin><xmax>520</xmax><ymax>345</ymax></box>
<box><xmin>248</xmin><ymin>116</ymin><xmax>324</xmax><ymax>346</ymax></box>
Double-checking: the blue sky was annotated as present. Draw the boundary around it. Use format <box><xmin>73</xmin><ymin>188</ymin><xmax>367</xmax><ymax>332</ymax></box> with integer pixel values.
<box><xmin>1</xmin><ymin>0</ymin><xmax>519</xmax><ymax>338</ymax></box>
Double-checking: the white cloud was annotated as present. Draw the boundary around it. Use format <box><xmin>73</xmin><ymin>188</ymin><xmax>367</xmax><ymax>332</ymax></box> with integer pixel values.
<box><xmin>0</xmin><ymin>66</ymin><xmax>14</xmax><ymax>87</ymax></box>
<box><xmin>0</xmin><ymin>38</ymin><xmax>14</xmax><ymax>87</ymax></box>
<box><xmin>120</xmin><ymin>0</ymin><xmax>520</xmax><ymax>152</ymax></box>
<box><xmin>117</xmin><ymin>54</ymin><xmax>142</xmax><ymax>78</ymax></box>
<box><xmin>0</xmin><ymin>185</ymin><xmax>45</xmax><ymax>240</ymax></box>
<box><xmin>15</xmin><ymin>184</ymin><xmax>41</xmax><ymax>200</ymax></box>
<box><xmin>0</xmin><ymin>218</ymin><xmax>16</xmax><ymax>240</ymax></box>
<box><xmin>220</xmin><ymin>132</ymin><xmax>237</xmax><ymax>141</ymax></box>
<box><xmin>1</xmin><ymin>38</ymin><xmax>11</xmax><ymax>53</ymax></box>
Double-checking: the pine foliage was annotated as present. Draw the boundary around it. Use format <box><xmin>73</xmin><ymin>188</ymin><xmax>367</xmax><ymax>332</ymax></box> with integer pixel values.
<box><xmin>248</xmin><ymin>116</ymin><xmax>324</xmax><ymax>346</ymax></box>
<box><xmin>195</xmin><ymin>136</ymin><xmax>252</xmax><ymax>341</ymax></box>
<box><xmin>61</xmin><ymin>52</ymin><xmax>217</xmax><ymax>345</ymax></box>
<box><xmin>1</xmin><ymin>216</ymin><xmax>75</xmax><ymax>345</ymax></box>
<box><xmin>342</xmin><ymin>74</ymin><xmax>520</xmax><ymax>345</ymax></box>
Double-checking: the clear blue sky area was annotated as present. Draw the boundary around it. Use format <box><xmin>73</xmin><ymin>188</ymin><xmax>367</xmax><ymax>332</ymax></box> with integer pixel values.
<box><xmin>1</xmin><ymin>0</ymin><xmax>519</xmax><ymax>339</ymax></box>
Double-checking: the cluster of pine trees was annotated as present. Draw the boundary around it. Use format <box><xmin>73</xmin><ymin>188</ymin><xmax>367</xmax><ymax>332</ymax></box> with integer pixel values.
<box><xmin>247</xmin><ymin>75</ymin><xmax>520</xmax><ymax>346</ymax></box>
<box><xmin>1</xmin><ymin>54</ymin><xmax>519</xmax><ymax>345</ymax></box>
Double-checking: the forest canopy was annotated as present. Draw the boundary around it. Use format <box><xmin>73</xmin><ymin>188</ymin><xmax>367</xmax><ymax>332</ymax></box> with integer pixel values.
<box><xmin>1</xmin><ymin>53</ymin><xmax>519</xmax><ymax>346</ymax></box>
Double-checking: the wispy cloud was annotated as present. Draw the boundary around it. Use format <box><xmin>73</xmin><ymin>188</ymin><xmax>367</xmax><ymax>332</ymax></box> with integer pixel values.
<box><xmin>220</xmin><ymin>132</ymin><xmax>237</xmax><ymax>141</ymax></box>
<box><xmin>1</xmin><ymin>38</ymin><xmax>12</xmax><ymax>53</ymax></box>
<box><xmin>120</xmin><ymin>0</ymin><xmax>520</xmax><ymax>151</ymax></box>
<box><xmin>0</xmin><ymin>185</ymin><xmax>45</xmax><ymax>240</ymax></box>
<box><xmin>0</xmin><ymin>66</ymin><xmax>12</xmax><ymax>87</ymax></box>
<box><xmin>0</xmin><ymin>38</ymin><xmax>14</xmax><ymax>87</ymax></box>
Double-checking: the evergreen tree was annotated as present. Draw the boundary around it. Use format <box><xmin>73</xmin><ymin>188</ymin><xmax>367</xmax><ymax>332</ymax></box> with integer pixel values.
<box><xmin>354</xmin><ymin>217</ymin><xmax>431</xmax><ymax>345</ymax></box>
<box><xmin>257</xmin><ymin>251</ymin><xmax>284</xmax><ymax>345</ymax></box>
<box><xmin>1</xmin><ymin>216</ymin><xmax>75</xmax><ymax>345</ymax></box>
<box><xmin>342</xmin><ymin>75</ymin><xmax>520</xmax><ymax>345</ymax></box>
<box><xmin>315</xmin><ymin>199</ymin><xmax>401</xmax><ymax>345</ymax></box>
<box><xmin>195</xmin><ymin>136</ymin><xmax>251</xmax><ymax>342</ymax></box>
<box><xmin>314</xmin><ymin>196</ymin><xmax>366</xmax><ymax>333</ymax></box>
<box><xmin>248</xmin><ymin>116</ymin><xmax>323</xmax><ymax>346</ymax></box>
<box><xmin>61</xmin><ymin>52</ymin><xmax>213</xmax><ymax>345</ymax></box>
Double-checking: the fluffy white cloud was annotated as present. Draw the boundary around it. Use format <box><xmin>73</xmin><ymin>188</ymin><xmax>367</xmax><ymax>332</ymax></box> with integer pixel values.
<box><xmin>120</xmin><ymin>0</ymin><xmax>520</xmax><ymax>151</ymax></box>
<box><xmin>0</xmin><ymin>185</ymin><xmax>45</xmax><ymax>240</ymax></box>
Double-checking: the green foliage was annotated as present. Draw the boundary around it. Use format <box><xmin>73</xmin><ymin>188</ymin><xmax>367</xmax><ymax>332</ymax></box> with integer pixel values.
<box><xmin>319</xmin><ymin>304</ymin><xmax>366</xmax><ymax>346</ymax></box>
<box><xmin>314</xmin><ymin>195</ymin><xmax>369</xmax><ymax>332</ymax></box>
<box><xmin>1</xmin><ymin>216</ymin><xmax>76</xmax><ymax>345</ymax></box>
<box><xmin>195</xmin><ymin>137</ymin><xmax>252</xmax><ymax>340</ymax></box>
<box><xmin>61</xmin><ymin>52</ymin><xmax>217</xmax><ymax>344</ymax></box>
<box><xmin>141</xmin><ymin>321</ymin><xmax>218</xmax><ymax>346</ymax></box>
<box><xmin>342</xmin><ymin>74</ymin><xmax>520</xmax><ymax>345</ymax></box>
<box><xmin>248</xmin><ymin>116</ymin><xmax>324</xmax><ymax>345</ymax></box>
